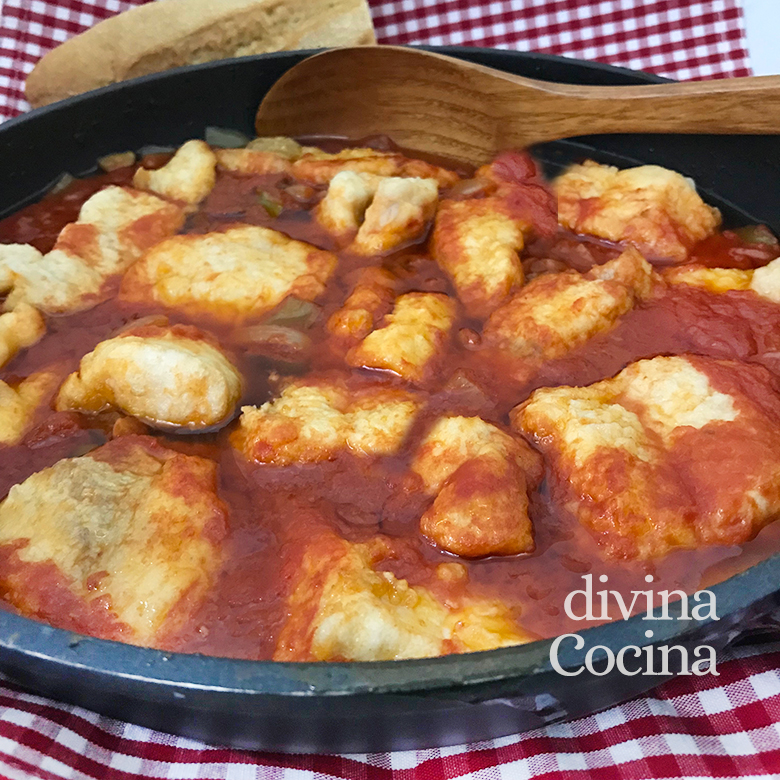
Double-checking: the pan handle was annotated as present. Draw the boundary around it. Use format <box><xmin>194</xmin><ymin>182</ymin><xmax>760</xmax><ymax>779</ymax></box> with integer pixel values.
<box><xmin>727</xmin><ymin>605</ymin><xmax>780</xmax><ymax>646</ymax></box>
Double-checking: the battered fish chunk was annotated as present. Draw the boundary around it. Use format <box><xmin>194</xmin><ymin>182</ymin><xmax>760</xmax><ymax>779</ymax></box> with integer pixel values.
<box><xmin>412</xmin><ymin>416</ymin><xmax>543</xmax><ymax>557</ymax></box>
<box><xmin>749</xmin><ymin>256</ymin><xmax>780</xmax><ymax>302</ymax></box>
<box><xmin>75</xmin><ymin>185</ymin><xmax>184</xmax><ymax>269</ymax></box>
<box><xmin>555</xmin><ymin>161</ymin><xmax>721</xmax><ymax>262</ymax></box>
<box><xmin>0</xmin><ymin>303</ymin><xmax>45</xmax><ymax>368</ymax></box>
<box><xmin>513</xmin><ymin>355</ymin><xmax>780</xmax><ymax>560</ymax></box>
<box><xmin>663</xmin><ymin>265</ymin><xmax>753</xmax><ymax>293</ymax></box>
<box><xmin>351</xmin><ymin>176</ymin><xmax>439</xmax><ymax>256</ymax></box>
<box><xmin>316</xmin><ymin>171</ymin><xmax>379</xmax><ymax>237</ymax></box>
<box><xmin>0</xmin><ymin>242</ymin><xmax>102</xmax><ymax>314</ymax></box>
<box><xmin>292</xmin><ymin>147</ymin><xmax>459</xmax><ymax>187</ymax></box>
<box><xmin>133</xmin><ymin>139</ymin><xmax>217</xmax><ymax>205</ymax></box>
<box><xmin>274</xmin><ymin>532</ymin><xmax>530</xmax><ymax>661</ymax></box>
<box><xmin>347</xmin><ymin>292</ymin><xmax>456</xmax><ymax>383</ymax></box>
<box><xmin>327</xmin><ymin>266</ymin><xmax>397</xmax><ymax>342</ymax></box>
<box><xmin>0</xmin><ymin>372</ymin><xmax>59</xmax><ymax>446</ymax></box>
<box><xmin>662</xmin><ymin>258</ymin><xmax>780</xmax><ymax>302</ymax></box>
<box><xmin>483</xmin><ymin>249</ymin><xmax>654</xmax><ymax>380</ymax></box>
<box><xmin>317</xmin><ymin>172</ymin><xmax>439</xmax><ymax>255</ymax></box>
<box><xmin>233</xmin><ymin>377</ymin><xmax>420</xmax><ymax>465</ymax></box>
<box><xmin>0</xmin><ymin>187</ymin><xmax>184</xmax><ymax>314</ymax></box>
<box><xmin>215</xmin><ymin>148</ymin><xmax>292</xmax><ymax>176</ymax></box>
<box><xmin>0</xmin><ymin>436</ymin><xmax>226</xmax><ymax>646</ymax></box>
<box><xmin>121</xmin><ymin>225</ymin><xmax>337</xmax><ymax>321</ymax></box>
<box><xmin>431</xmin><ymin>198</ymin><xmax>527</xmax><ymax>318</ymax></box>
<box><xmin>56</xmin><ymin>325</ymin><xmax>243</xmax><ymax>430</ymax></box>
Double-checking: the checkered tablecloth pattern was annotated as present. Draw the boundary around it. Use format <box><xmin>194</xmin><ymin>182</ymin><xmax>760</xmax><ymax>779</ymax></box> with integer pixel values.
<box><xmin>0</xmin><ymin>0</ymin><xmax>752</xmax><ymax>121</ymax></box>
<box><xmin>1</xmin><ymin>641</ymin><xmax>780</xmax><ymax>779</ymax></box>
<box><xmin>0</xmin><ymin>0</ymin><xmax>776</xmax><ymax>778</ymax></box>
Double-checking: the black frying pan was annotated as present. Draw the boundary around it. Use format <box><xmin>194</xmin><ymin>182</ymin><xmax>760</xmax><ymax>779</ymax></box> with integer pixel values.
<box><xmin>0</xmin><ymin>47</ymin><xmax>779</xmax><ymax>753</ymax></box>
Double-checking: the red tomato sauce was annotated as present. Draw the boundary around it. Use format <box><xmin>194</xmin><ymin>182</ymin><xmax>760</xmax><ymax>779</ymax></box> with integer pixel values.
<box><xmin>1</xmin><ymin>153</ymin><xmax>780</xmax><ymax>658</ymax></box>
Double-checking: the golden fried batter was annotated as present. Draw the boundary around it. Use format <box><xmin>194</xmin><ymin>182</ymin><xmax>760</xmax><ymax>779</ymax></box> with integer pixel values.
<box><xmin>0</xmin><ymin>303</ymin><xmax>45</xmax><ymax>369</ymax></box>
<box><xmin>56</xmin><ymin>325</ymin><xmax>243</xmax><ymax>429</ymax></box>
<box><xmin>0</xmin><ymin>242</ymin><xmax>102</xmax><ymax>313</ymax></box>
<box><xmin>513</xmin><ymin>355</ymin><xmax>780</xmax><ymax>560</ymax></box>
<box><xmin>661</xmin><ymin>257</ymin><xmax>780</xmax><ymax>303</ymax></box>
<box><xmin>0</xmin><ymin>372</ymin><xmax>59</xmax><ymax>446</ymax></box>
<box><xmin>317</xmin><ymin>172</ymin><xmax>439</xmax><ymax>255</ymax></box>
<box><xmin>482</xmin><ymin>249</ymin><xmax>653</xmax><ymax>381</ymax></box>
<box><xmin>350</xmin><ymin>177</ymin><xmax>439</xmax><ymax>256</ymax></box>
<box><xmin>327</xmin><ymin>266</ymin><xmax>397</xmax><ymax>343</ymax></box>
<box><xmin>0</xmin><ymin>187</ymin><xmax>184</xmax><ymax>314</ymax></box>
<box><xmin>347</xmin><ymin>292</ymin><xmax>455</xmax><ymax>383</ymax></box>
<box><xmin>292</xmin><ymin>147</ymin><xmax>459</xmax><ymax>187</ymax></box>
<box><xmin>316</xmin><ymin>170</ymin><xmax>379</xmax><ymax>238</ymax></box>
<box><xmin>0</xmin><ymin>436</ymin><xmax>226</xmax><ymax>646</ymax></box>
<box><xmin>432</xmin><ymin>197</ymin><xmax>527</xmax><ymax>318</ymax></box>
<box><xmin>412</xmin><ymin>416</ymin><xmax>542</xmax><ymax>557</ymax></box>
<box><xmin>133</xmin><ymin>139</ymin><xmax>217</xmax><ymax>205</ymax></box>
<box><xmin>749</xmin><ymin>256</ymin><xmax>780</xmax><ymax>302</ymax></box>
<box><xmin>121</xmin><ymin>225</ymin><xmax>337</xmax><ymax>321</ymax></box>
<box><xmin>555</xmin><ymin>160</ymin><xmax>721</xmax><ymax>262</ymax></box>
<box><xmin>663</xmin><ymin>264</ymin><xmax>753</xmax><ymax>293</ymax></box>
<box><xmin>274</xmin><ymin>531</ymin><xmax>530</xmax><ymax>661</ymax></box>
<box><xmin>215</xmin><ymin>148</ymin><xmax>292</xmax><ymax>176</ymax></box>
<box><xmin>233</xmin><ymin>376</ymin><xmax>420</xmax><ymax>465</ymax></box>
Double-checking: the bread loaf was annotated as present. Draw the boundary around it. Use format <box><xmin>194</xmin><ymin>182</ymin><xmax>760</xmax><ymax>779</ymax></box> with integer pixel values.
<box><xmin>26</xmin><ymin>0</ymin><xmax>376</xmax><ymax>108</ymax></box>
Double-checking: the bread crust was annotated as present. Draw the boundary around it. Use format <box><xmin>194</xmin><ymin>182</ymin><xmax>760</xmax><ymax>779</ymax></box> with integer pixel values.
<box><xmin>26</xmin><ymin>0</ymin><xmax>376</xmax><ymax>108</ymax></box>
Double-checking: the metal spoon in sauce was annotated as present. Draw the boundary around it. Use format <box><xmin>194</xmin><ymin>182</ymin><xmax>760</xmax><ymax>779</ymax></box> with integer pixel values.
<box><xmin>255</xmin><ymin>46</ymin><xmax>780</xmax><ymax>165</ymax></box>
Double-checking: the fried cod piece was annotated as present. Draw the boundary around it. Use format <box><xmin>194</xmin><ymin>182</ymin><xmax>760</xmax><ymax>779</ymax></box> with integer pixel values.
<box><xmin>0</xmin><ymin>303</ymin><xmax>45</xmax><ymax>368</ymax></box>
<box><xmin>662</xmin><ymin>264</ymin><xmax>753</xmax><ymax>293</ymax></box>
<box><xmin>317</xmin><ymin>172</ymin><xmax>439</xmax><ymax>254</ymax></box>
<box><xmin>751</xmin><ymin>256</ymin><xmax>780</xmax><ymax>302</ymax></box>
<box><xmin>274</xmin><ymin>532</ymin><xmax>530</xmax><ymax>661</ymax></box>
<box><xmin>233</xmin><ymin>377</ymin><xmax>420</xmax><ymax>465</ymax></box>
<box><xmin>121</xmin><ymin>225</ymin><xmax>337</xmax><ymax>321</ymax></box>
<box><xmin>431</xmin><ymin>198</ymin><xmax>527</xmax><ymax>319</ymax></box>
<box><xmin>327</xmin><ymin>266</ymin><xmax>397</xmax><ymax>343</ymax></box>
<box><xmin>0</xmin><ymin>187</ymin><xmax>184</xmax><ymax>314</ymax></box>
<box><xmin>0</xmin><ymin>242</ymin><xmax>102</xmax><ymax>314</ymax></box>
<box><xmin>215</xmin><ymin>148</ymin><xmax>292</xmax><ymax>176</ymax></box>
<box><xmin>133</xmin><ymin>139</ymin><xmax>217</xmax><ymax>205</ymax></box>
<box><xmin>292</xmin><ymin>147</ymin><xmax>460</xmax><ymax>187</ymax></box>
<box><xmin>482</xmin><ymin>248</ymin><xmax>653</xmax><ymax>381</ymax></box>
<box><xmin>347</xmin><ymin>292</ymin><xmax>456</xmax><ymax>383</ymax></box>
<box><xmin>351</xmin><ymin>176</ymin><xmax>439</xmax><ymax>256</ymax></box>
<box><xmin>0</xmin><ymin>372</ymin><xmax>59</xmax><ymax>446</ymax></box>
<box><xmin>315</xmin><ymin>170</ymin><xmax>379</xmax><ymax>237</ymax></box>
<box><xmin>56</xmin><ymin>325</ymin><xmax>243</xmax><ymax>430</ymax></box>
<box><xmin>0</xmin><ymin>436</ymin><xmax>226</xmax><ymax>646</ymax></box>
<box><xmin>555</xmin><ymin>161</ymin><xmax>721</xmax><ymax>263</ymax></box>
<box><xmin>662</xmin><ymin>257</ymin><xmax>780</xmax><ymax>302</ymax></box>
<box><xmin>412</xmin><ymin>416</ymin><xmax>543</xmax><ymax>557</ymax></box>
<box><xmin>513</xmin><ymin>355</ymin><xmax>780</xmax><ymax>560</ymax></box>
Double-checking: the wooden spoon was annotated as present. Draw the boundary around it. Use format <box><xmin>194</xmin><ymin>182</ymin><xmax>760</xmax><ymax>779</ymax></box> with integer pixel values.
<box><xmin>255</xmin><ymin>45</ymin><xmax>780</xmax><ymax>165</ymax></box>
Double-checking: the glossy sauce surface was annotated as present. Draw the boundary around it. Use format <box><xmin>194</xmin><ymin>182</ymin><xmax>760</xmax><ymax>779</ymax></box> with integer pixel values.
<box><xmin>1</xmin><ymin>151</ymin><xmax>780</xmax><ymax>660</ymax></box>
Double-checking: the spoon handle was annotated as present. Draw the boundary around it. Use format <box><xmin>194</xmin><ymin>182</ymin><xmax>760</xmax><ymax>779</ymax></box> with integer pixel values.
<box><xmin>500</xmin><ymin>73</ymin><xmax>780</xmax><ymax>140</ymax></box>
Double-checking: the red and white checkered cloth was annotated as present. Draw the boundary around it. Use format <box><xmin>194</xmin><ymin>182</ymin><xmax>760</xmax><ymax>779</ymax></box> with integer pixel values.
<box><xmin>1</xmin><ymin>641</ymin><xmax>780</xmax><ymax>779</ymax></box>
<box><xmin>0</xmin><ymin>0</ymin><xmax>752</xmax><ymax>120</ymax></box>
<box><xmin>0</xmin><ymin>1</ymin><xmax>775</xmax><ymax>778</ymax></box>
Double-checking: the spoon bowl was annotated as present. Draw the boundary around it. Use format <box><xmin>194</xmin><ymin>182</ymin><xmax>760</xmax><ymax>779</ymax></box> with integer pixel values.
<box><xmin>255</xmin><ymin>45</ymin><xmax>780</xmax><ymax>164</ymax></box>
